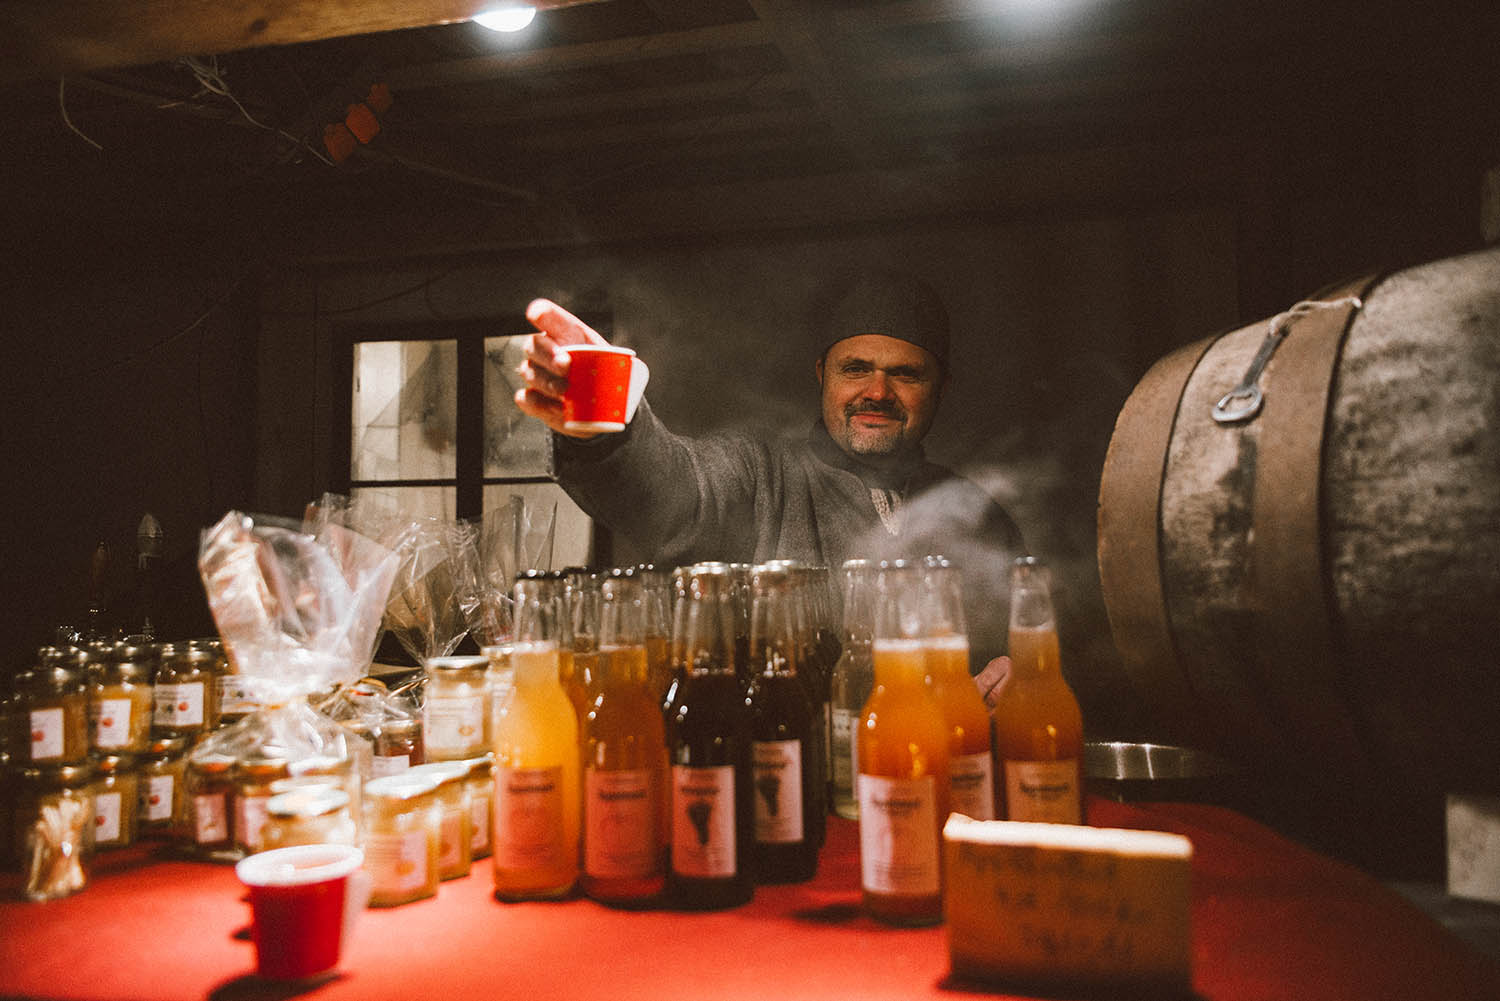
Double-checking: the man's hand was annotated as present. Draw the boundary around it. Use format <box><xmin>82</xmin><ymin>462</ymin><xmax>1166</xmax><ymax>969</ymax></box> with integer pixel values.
<box><xmin>514</xmin><ymin>298</ymin><xmax>613</xmax><ymax>438</ymax></box>
<box><xmin>975</xmin><ymin>655</ymin><xmax>1011</xmax><ymax>709</ymax></box>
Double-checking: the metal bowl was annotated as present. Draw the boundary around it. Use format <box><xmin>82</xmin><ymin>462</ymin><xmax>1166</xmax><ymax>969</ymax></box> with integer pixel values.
<box><xmin>1084</xmin><ymin>741</ymin><xmax>1245</xmax><ymax>803</ymax></box>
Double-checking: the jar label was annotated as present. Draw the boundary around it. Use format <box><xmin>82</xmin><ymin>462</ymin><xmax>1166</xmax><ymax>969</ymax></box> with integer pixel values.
<box><xmin>584</xmin><ymin>768</ymin><xmax>657</xmax><ymax>880</ymax></box>
<box><xmin>95</xmin><ymin>789</ymin><xmax>123</xmax><ymax>844</ymax></box>
<box><xmin>496</xmin><ymin>766</ymin><xmax>567</xmax><ymax>872</ymax></box>
<box><xmin>155</xmin><ymin>682</ymin><xmax>204</xmax><ymax>728</ymax></box>
<box><xmin>751</xmin><ymin>739</ymin><xmax>804</xmax><ymax>844</ymax></box>
<box><xmin>217</xmin><ymin>675</ymin><xmax>260</xmax><ymax>716</ymax></box>
<box><xmin>950</xmin><ymin>750</ymin><xmax>996</xmax><ymax>821</ymax></box>
<box><xmin>237</xmin><ymin>794</ymin><xmax>270</xmax><ymax>854</ymax></box>
<box><xmin>194</xmin><ymin>792</ymin><xmax>229</xmax><ymax>844</ymax></box>
<box><xmin>857</xmin><ymin>773</ymin><xmax>939</xmax><ymax>896</ymax></box>
<box><xmin>423</xmin><ymin>695</ymin><xmax>486</xmax><ymax>755</ymax></box>
<box><xmin>90</xmin><ymin>697</ymin><xmax>134</xmax><ymax>749</ymax></box>
<box><xmin>469</xmin><ymin>788</ymin><xmax>492</xmax><ymax>855</ymax></box>
<box><xmin>29</xmin><ymin>707</ymin><xmax>65</xmax><ymax>760</ymax></box>
<box><xmin>437</xmin><ymin>805</ymin><xmax>467</xmax><ymax>874</ymax></box>
<box><xmin>671</xmin><ymin>765</ymin><xmax>737</xmax><ymax>878</ymax></box>
<box><xmin>371</xmin><ymin>754</ymin><xmax>410</xmax><ymax>778</ymax></box>
<box><xmin>1003</xmin><ymin>758</ymin><xmax>1081</xmax><ymax>824</ymax></box>
<box><xmin>366</xmin><ymin>829</ymin><xmax>432</xmax><ymax>896</ymax></box>
<box><xmin>143</xmin><ymin>774</ymin><xmax>175</xmax><ymax>822</ymax></box>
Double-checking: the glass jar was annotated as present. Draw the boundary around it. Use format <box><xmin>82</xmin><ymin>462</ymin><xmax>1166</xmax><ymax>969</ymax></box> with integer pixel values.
<box><xmin>92</xmin><ymin>753</ymin><xmax>141</xmax><ymax>850</ymax></box>
<box><xmin>288</xmin><ymin>754</ymin><xmax>361</xmax><ymax>839</ymax></box>
<box><xmin>461</xmin><ymin>754</ymin><xmax>494</xmax><ymax>861</ymax></box>
<box><xmin>261</xmin><ymin>787</ymin><xmax>356</xmax><ymax>851</ymax></box>
<box><xmin>16</xmin><ymin>647</ymin><xmax>91</xmax><ymax>765</ymax></box>
<box><xmin>362</xmin><ymin>772</ymin><xmax>442</xmax><ymax>907</ymax></box>
<box><xmin>373</xmin><ymin>717</ymin><xmax>422</xmax><ymax>776</ymax></box>
<box><xmin>15</xmin><ymin>762</ymin><xmax>96</xmax><ymax>900</ymax></box>
<box><xmin>234</xmin><ymin>756</ymin><xmax>291</xmax><ymax>857</ymax></box>
<box><xmin>153</xmin><ymin>643</ymin><xmax>220</xmax><ymax>740</ymax></box>
<box><xmin>201</xmin><ymin>638</ymin><xmax>256</xmax><ymax>727</ymax></box>
<box><xmin>86</xmin><ymin>642</ymin><xmax>156</xmax><ymax>753</ymax></box>
<box><xmin>183</xmin><ymin>752</ymin><xmax>236</xmax><ymax>860</ymax></box>
<box><xmin>422</xmin><ymin>656</ymin><xmax>490</xmax><ymax>761</ymax></box>
<box><xmin>138</xmin><ymin>736</ymin><xmax>187</xmax><ymax>838</ymax></box>
<box><xmin>408</xmin><ymin>761</ymin><xmax>472</xmax><ymax>880</ymax></box>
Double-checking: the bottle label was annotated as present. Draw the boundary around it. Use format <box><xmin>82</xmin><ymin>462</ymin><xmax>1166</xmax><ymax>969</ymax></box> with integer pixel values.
<box><xmin>155</xmin><ymin>682</ymin><xmax>204</xmax><ymax>728</ymax></box>
<box><xmin>857</xmin><ymin>773</ymin><xmax>939</xmax><ymax>896</ymax></box>
<box><xmin>752</xmin><ymin>739</ymin><xmax>804</xmax><ymax>844</ymax></box>
<box><xmin>217</xmin><ymin>675</ymin><xmax>260</xmax><ymax>716</ymax></box>
<box><xmin>237</xmin><ymin>794</ymin><xmax>270</xmax><ymax>853</ymax></box>
<box><xmin>371</xmin><ymin>754</ymin><xmax>410</xmax><ymax>778</ymax></box>
<box><xmin>495</xmin><ymin>766</ymin><xmax>567</xmax><ymax>872</ymax></box>
<box><xmin>365</xmin><ymin>829</ymin><xmax>432</xmax><ymax>895</ymax></box>
<box><xmin>1003</xmin><ymin>758</ymin><xmax>1082</xmax><ymax>824</ymax></box>
<box><xmin>90</xmin><ymin>697</ymin><xmax>134</xmax><ymax>748</ymax></box>
<box><xmin>470</xmin><ymin>788</ymin><xmax>492</xmax><ymax>855</ymax></box>
<box><xmin>423</xmin><ymin>695</ymin><xmax>485</xmax><ymax>755</ymax></box>
<box><xmin>143</xmin><ymin>774</ymin><xmax>174</xmax><ymax>822</ymax></box>
<box><xmin>950</xmin><ymin>750</ymin><xmax>996</xmax><ymax>821</ymax></box>
<box><xmin>585</xmin><ymin>768</ymin><xmax>657</xmax><ymax>879</ymax></box>
<box><xmin>831</xmin><ymin>708</ymin><xmax>855</xmax><ymax>790</ymax></box>
<box><xmin>29</xmin><ymin>707</ymin><xmax>64</xmax><ymax>760</ymax></box>
<box><xmin>671</xmin><ymin>765</ymin><xmax>737</xmax><ymax>878</ymax></box>
<box><xmin>194</xmin><ymin>792</ymin><xmax>228</xmax><ymax>844</ymax></box>
<box><xmin>95</xmin><ymin>790</ymin><xmax>123</xmax><ymax>843</ymax></box>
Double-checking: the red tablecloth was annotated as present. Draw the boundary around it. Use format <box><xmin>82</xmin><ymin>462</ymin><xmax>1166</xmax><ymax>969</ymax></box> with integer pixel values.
<box><xmin>2</xmin><ymin>798</ymin><xmax>1497</xmax><ymax>1001</ymax></box>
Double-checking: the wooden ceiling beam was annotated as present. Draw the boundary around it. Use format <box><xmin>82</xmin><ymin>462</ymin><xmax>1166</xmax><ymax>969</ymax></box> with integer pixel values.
<box><xmin>0</xmin><ymin>0</ymin><xmax>603</xmax><ymax>83</ymax></box>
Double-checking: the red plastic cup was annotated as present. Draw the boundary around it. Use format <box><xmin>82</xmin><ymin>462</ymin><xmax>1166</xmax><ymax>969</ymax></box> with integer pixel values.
<box><xmin>561</xmin><ymin>345</ymin><xmax>650</xmax><ymax>433</ymax></box>
<box><xmin>235</xmin><ymin>843</ymin><xmax>369</xmax><ymax>981</ymax></box>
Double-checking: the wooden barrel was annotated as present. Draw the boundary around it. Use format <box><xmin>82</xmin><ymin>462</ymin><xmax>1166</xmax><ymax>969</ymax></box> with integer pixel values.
<box><xmin>1097</xmin><ymin>246</ymin><xmax>1500</xmax><ymax>808</ymax></box>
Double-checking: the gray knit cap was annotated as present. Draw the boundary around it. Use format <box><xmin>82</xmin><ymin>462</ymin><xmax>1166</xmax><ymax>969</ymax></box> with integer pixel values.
<box><xmin>819</xmin><ymin>270</ymin><xmax>950</xmax><ymax>372</ymax></box>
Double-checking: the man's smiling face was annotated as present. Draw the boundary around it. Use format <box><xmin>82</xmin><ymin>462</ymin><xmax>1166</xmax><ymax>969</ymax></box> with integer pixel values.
<box><xmin>817</xmin><ymin>334</ymin><xmax>942</xmax><ymax>460</ymax></box>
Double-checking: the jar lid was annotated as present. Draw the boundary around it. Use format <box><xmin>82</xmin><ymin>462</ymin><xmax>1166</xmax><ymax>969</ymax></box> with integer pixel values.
<box><xmin>407</xmin><ymin>761</ymin><xmax>469</xmax><ymax>788</ymax></box>
<box><xmin>424</xmin><ymin>655</ymin><xmax>489</xmax><ymax>673</ymax></box>
<box><xmin>365</xmin><ymin>772</ymin><xmax>441</xmax><ymax>802</ymax></box>
<box><xmin>289</xmin><ymin>754</ymin><xmax>349</xmax><ymax>777</ymax></box>
<box><xmin>237</xmin><ymin>756</ymin><xmax>291</xmax><ymax>778</ymax></box>
<box><xmin>269</xmin><ymin>775</ymin><xmax>343</xmax><ymax>796</ymax></box>
<box><xmin>190</xmin><ymin>753</ymin><xmax>236</xmax><ymax>773</ymax></box>
<box><xmin>267</xmin><ymin>787</ymin><xmax>350</xmax><ymax>819</ymax></box>
<box><xmin>84</xmin><ymin>643</ymin><xmax>154</xmax><ymax>681</ymax></box>
<box><xmin>155</xmin><ymin>643</ymin><xmax>216</xmax><ymax>666</ymax></box>
<box><xmin>19</xmin><ymin>761</ymin><xmax>97</xmax><ymax>787</ymax></box>
<box><xmin>381</xmin><ymin>717</ymin><xmax>419</xmax><ymax>737</ymax></box>
<box><xmin>94</xmin><ymin>753</ymin><xmax>138</xmax><ymax>774</ymax></box>
<box><xmin>145</xmin><ymin>736</ymin><xmax>188</xmax><ymax>756</ymax></box>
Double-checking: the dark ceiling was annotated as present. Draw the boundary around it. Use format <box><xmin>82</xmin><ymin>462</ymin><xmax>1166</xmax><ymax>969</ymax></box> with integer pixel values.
<box><xmin>3</xmin><ymin>0</ymin><xmax>1497</xmax><ymax>263</ymax></box>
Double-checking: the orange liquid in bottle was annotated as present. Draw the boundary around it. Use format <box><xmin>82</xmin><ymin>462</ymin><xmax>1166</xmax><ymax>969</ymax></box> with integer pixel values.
<box><xmin>926</xmin><ymin>635</ymin><xmax>995</xmax><ymax>821</ymax></box>
<box><xmin>857</xmin><ymin>639</ymin><xmax>950</xmax><ymax>926</ymax></box>
<box><xmin>991</xmin><ymin>625</ymin><xmax>1083</xmax><ymax>823</ymax></box>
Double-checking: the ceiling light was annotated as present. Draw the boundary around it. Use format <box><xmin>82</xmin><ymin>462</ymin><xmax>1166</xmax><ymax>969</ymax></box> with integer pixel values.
<box><xmin>473</xmin><ymin>6</ymin><xmax>537</xmax><ymax>32</ymax></box>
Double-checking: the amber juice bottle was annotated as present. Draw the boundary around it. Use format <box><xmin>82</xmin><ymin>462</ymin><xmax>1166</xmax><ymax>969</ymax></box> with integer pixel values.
<box><xmin>991</xmin><ymin>556</ymin><xmax>1084</xmax><ymax>824</ymax></box>
<box><xmin>857</xmin><ymin>561</ymin><xmax>950</xmax><ymax>926</ymax></box>
<box><xmin>581</xmin><ymin>570</ymin><xmax>667</xmax><ymax>905</ymax></box>
<box><xmin>921</xmin><ymin>557</ymin><xmax>995</xmax><ymax>822</ymax></box>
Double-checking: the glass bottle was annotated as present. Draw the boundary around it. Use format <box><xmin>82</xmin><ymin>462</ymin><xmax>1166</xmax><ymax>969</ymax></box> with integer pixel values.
<box><xmin>665</xmin><ymin>564</ymin><xmax>754</xmax><ymax>909</ymax></box>
<box><xmin>922</xmin><ymin>556</ymin><xmax>995</xmax><ymax>822</ymax></box>
<box><xmin>744</xmin><ymin>564</ymin><xmax>825</xmax><ymax>884</ymax></box>
<box><xmin>92</xmin><ymin>752</ymin><xmax>141</xmax><ymax>850</ymax></box>
<box><xmin>788</xmin><ymin>563</ymin><xmax>832</xmax><ymax>828</ymax></box>
<box><xmin>991</xmin><ymin>556</ymin><xmax>1085</xmax><ymax>824</ymax></box>
<box><xmin>153</xmin><ymin>643</ymin><xmax>220</xmax><ymax>741</ymax></box>
<box><xmin>857</xmin><ymin>560</ymin><xmax>950</xmax><ymax>926</ymax></box>
<box><xmin>638</xmin><ymin>564</ymin><xmax>674</xmax><ymax>705</ymax></box>
<box><xmin>829</xmin><ymin>559</ymin><xmax>876</xmax><ymax>820</ymax></box>
<box><xmin>407</xmin><ymin>760</ymin><xmax>473</xmax><ymax>880</ymax></box>
<box><xmin>234</xmin><ymin>755</ymin><xmax>291</xmax><ymax>857</ymax></box>
<box><xmin>16</xmin><ymin>647</ymin><xmax>91</xmax><ymax>765</ymax></box>
<box><xmin>492</xmin><ymin>571</ymin><xmax>580</xmax><ymax>900</ymax></box>
<box><xmin>565</xmin><ymin>569</ymin><xmax>602</xmax><ymax>726</ymax></box>
<box><xmin>184</xmin><ymin>751</ymin><xmax>236</xmax><ymax>860</ymax></box>
<box><xmin>86</xmin><ymin>642</ymin><xmax>155</xmax><ymax>754</ymax></box>
<box><xmin>581</xmin><ymin>568</ymin><xmax>667</xmax><ymax>905</ymax></box>
<box><xmin>422</xmin><ymin>654</ymin><xmax>491</xmax><ymax>761</ymax></box>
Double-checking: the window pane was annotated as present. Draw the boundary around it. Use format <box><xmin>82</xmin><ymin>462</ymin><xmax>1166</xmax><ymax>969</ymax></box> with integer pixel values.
<box><xmin>351</xmin><ymin>485</ymin><xmax>456</xmax><ymax>523</ymax></box>
<box><xmin>352</xmin><ymin>340</ymin><xmax>457</xmax><ymax>481</ymax></box>
<box><xmin>483</xmin><ymin>335</ymin><xmax>553</xmax><ymax>478</ymax></box>
<box><xmin>482</xmin><ymin>482</ymin><xmax>593</xmax><ymax>574</ymax></box>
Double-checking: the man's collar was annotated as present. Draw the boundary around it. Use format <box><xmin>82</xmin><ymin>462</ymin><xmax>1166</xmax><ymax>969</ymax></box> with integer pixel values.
<box><xmin>808</xmin><ymin>419</ymin><xmax>925</xmax><ymax>491</ymax></box>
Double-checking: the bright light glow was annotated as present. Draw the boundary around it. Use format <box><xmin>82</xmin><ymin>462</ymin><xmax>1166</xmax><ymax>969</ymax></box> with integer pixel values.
<box><xmin>473</xmin><ymin>6</ymin><xmax>537</xmax><ymax>32</ymax></box>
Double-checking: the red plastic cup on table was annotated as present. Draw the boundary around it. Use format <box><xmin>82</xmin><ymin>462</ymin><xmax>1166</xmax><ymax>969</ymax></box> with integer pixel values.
<box><xmin>561</xmin><ymin>345</ymin><xmax>650</xmax><ymax>433</ymax></box>
<box><xmin>235</xmin><ymin>843</ymin><xmax>370</xmax><ymax>981</ymax></box>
